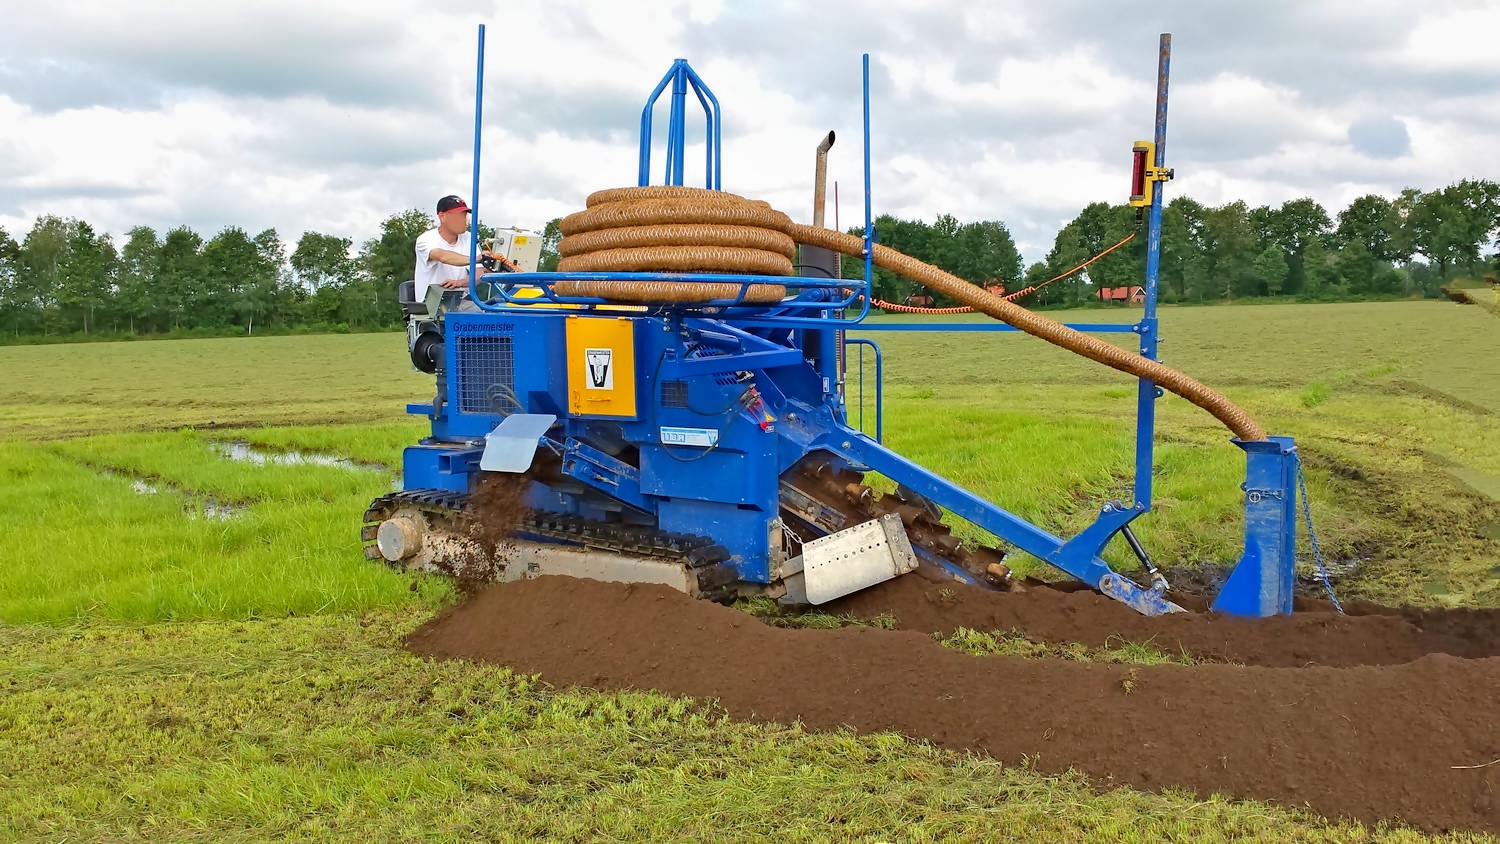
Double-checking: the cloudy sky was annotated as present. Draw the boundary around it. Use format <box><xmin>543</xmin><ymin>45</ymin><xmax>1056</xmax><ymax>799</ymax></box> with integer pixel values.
<box><xmin>2</xmin><ymin>0</ymin><xmax>1498</xmax><ymax>261</ymax></box>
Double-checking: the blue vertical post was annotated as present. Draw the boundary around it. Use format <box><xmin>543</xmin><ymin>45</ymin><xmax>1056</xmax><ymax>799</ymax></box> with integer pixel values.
<box><xmin>1132</xmin><ymin>33</ymin><xmax>1169</xmax><ymax>510</ymax></box>
<box><xmin>691</xmin><ymin>80</ymin><xmax>713</xmax><ymax>188</ymax></box>
<box><xmin>862</xmin><ymin>53</ymin><xmax>873</xmax><ymax>291</ymax></box>
<box><xmin>666</xmin><ymin>62</ymin><xmax>688</xmax><ymax>186</ymax></box>
<box><xmin>468</xmin><ymin>24</ymin><xmax>485</xmax><ymax>299</ymax></box>
<box><xmin>1212</xmin><ymin>437</ymin><xmax>1299</xmax><ymax>616</ymax></box>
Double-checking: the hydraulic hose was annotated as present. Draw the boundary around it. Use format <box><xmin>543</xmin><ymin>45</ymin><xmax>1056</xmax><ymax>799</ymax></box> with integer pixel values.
<box><xmin>792</xmin><ymin>224</ymin><xmax>1266</xmax><ymax>441</ymax></box>
<box><xmin>553</xmin><ymin>187</ymin><xmax>1267</xmax><ymax>442</ymax></box>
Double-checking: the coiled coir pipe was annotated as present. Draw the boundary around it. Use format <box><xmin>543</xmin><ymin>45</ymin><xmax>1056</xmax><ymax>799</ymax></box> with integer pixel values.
<box><xmin>555</xmin><ymin>187</ymin><xmax>1267</xmax><ymax>442</ymax></box>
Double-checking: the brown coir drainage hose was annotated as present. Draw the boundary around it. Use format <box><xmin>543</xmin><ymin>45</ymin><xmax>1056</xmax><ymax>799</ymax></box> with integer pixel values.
<box><xmin>556</xmin><ymin>186</ymin><xmax>1267</xmax><ymax>441</ymax></box>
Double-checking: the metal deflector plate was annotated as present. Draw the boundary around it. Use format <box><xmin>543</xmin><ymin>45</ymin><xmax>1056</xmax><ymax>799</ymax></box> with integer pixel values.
<box><xmin>480</xmin><ymin>413</ymin><xmax>557</xmax><ymax>473</ymax></box>
<box><xmin>802</xmin><ymin>513</ymin><xmax>918</xmax><ymax>604</ymax></box>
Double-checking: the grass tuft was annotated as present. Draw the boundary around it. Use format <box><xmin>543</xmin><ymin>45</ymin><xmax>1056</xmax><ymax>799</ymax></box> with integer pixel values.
<box><xmin>937</xmin><ymin>627</ymin><xmax>1200</xmax><ymax>665</ymax></box>
<box><xmin>1301</xmin><ymin>382</ymin><xmax>1332</xmax><ymax>407</ymax></box>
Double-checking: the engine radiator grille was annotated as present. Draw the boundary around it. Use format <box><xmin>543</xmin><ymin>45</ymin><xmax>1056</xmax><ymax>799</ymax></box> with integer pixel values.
<box><xmin>453</xmin><ymin>333</ymin><xmax>515</xmax><ymax>415</ymax></box>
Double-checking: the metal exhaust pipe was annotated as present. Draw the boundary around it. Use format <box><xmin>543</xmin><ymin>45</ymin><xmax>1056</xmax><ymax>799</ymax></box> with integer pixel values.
<box><xmin>813</xmin><ymin>130</ymin><xmax>835</xmax><ymax>228</ymax></box>
<box><xmin>812</xmin><ymin>130</ymin><xmax>841</xmax><ymax>402</ymax></box>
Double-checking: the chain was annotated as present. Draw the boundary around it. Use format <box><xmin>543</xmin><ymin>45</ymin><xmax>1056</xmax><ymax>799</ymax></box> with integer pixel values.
<box><xmin>1295</xmin><ymin>452</ymin><xmax>1343</xmax><ymax>614</ymax></box>
<box><xmin>781</xmin><ymin>522</ymin><xmax>805</xmax><ymax>554</ymax></box>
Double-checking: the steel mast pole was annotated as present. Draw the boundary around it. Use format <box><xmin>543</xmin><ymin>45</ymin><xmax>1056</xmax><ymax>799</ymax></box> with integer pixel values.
<box><xmin>1132</xmin><ymin>33</ymin><xmax>1170</xmax><ymax>510</ymax></box>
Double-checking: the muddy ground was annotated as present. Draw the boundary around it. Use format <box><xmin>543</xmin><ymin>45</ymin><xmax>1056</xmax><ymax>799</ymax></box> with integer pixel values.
<box><xmin>407</xmin><ymin>576</ymin><xmax>1500</xmax><ymax>835</ymax></box>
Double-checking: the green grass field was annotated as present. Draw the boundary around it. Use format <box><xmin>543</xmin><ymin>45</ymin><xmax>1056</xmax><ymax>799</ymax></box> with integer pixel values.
<box><xmin>1</xmin><ymin>300</ymin><xmax>1498</xmax><ymax>841</ymax></box>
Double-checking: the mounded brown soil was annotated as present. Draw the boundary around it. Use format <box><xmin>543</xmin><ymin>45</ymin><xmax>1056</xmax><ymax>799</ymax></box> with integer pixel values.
<box><xmin>824</xmin><ymin>575</ymin><xmax>1500</xmax><ymax>667</ymax></box>
<box><xmin>406</xmin><ymin>577</ymin><xmax>1500</xmax><ymax>834</ymax></box>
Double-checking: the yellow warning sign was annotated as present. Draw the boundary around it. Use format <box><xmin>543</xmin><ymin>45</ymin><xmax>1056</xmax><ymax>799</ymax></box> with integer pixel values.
<box><xmin>566</xmin><ymin>316</ymin><xmax>637</xmax><ymax>418</ymax></box>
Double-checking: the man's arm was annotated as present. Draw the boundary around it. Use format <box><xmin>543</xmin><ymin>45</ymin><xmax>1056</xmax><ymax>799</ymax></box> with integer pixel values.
<box><xmin>425</xmin><ymin>247</ymin><xmax>483</xmax><ymax>289</ymax></box>
<box><xmin>427</xmin><ymin>248</ymin><xmax>473</xmax><ymax>267</ymax></box>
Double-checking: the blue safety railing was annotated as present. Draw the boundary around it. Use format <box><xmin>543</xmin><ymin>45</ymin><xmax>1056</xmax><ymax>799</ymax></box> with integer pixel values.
<box><xmin>475</xmin><ymin>272</ymin><xmax>863</xmax><ymax>310</ymax></box>
<box><xmin>844</xmin><ymin>338</ymin><xmax>883</xmax><ymax>442</ymax></box>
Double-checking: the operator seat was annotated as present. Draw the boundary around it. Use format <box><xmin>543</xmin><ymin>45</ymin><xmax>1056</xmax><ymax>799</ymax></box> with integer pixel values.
<box><xmin>398</xmin><ymin>280</ymin><xmax>427</xmax><ymax>317</ymax></box>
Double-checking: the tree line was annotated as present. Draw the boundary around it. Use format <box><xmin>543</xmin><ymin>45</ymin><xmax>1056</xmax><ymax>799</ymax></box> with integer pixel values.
<box><xmin>2</xmin><ymin>179</ymin><xmax>1495</xmax><ymax>340</ymax></box>
<box><xmin>0</xmin><ymin>210</ymin><xmax>438</xmax><ymax>338</ymax></box>
<box><xmin>851</xmin><ymin>179</ymin><xmax>1500</xmax><ymax>308</ymax></box>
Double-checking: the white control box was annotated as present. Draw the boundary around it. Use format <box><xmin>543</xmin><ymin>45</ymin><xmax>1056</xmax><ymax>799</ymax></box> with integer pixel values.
<box><xmin>486</xmin><ymin>228</ymin><xmax>545</xmax><ymax>273</ymax></box>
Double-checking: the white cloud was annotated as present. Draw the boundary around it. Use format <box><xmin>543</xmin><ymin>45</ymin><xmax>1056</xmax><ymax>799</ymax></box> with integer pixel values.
<box><xmin>1402</xmin><ymin>6</ymin><xmax>1500</xmax><ymax>73</ymax></box>
<box><xmin>1</xmin><ymin>0</ymin><xmax>1499</xmax><ymax>263</ymax></box>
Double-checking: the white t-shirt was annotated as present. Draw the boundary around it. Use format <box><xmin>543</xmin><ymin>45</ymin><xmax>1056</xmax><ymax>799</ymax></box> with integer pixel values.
<box><xmin>413</xmin><ymin>228</ymin><xmax>471</xmax><ymax>301</ymax></box>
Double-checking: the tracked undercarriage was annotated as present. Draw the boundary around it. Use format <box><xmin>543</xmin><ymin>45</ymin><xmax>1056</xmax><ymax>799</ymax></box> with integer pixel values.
<box><xmin>364</xmin><ymin>488</ymin><xmax>741</xmax><ymax>601</ymax></box>
<box><xmin>363</xmin><ymin>455</ymin><xmax>1013</xmax><ymax>605</ymax></box>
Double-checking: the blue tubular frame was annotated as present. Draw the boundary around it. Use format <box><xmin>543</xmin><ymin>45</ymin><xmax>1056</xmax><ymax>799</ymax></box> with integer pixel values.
<box><xmin>638</xmin><ymin>59</ymin><xmax>722</xmax><ymax>190</ymax></box>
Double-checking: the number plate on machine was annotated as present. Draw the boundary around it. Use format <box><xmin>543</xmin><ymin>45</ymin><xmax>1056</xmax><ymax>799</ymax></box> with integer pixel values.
<box><xmin>659</xmin><ymin>426</ymin><xmax>719</xmax><ymax>447</ymax></box>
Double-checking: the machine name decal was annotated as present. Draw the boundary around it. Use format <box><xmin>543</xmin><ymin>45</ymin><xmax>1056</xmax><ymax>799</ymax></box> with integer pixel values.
<box><xmin>585</xmin><ymin>348</ymin><xmax>613</xmax><ymax>389</ymax></box>
<box><xmin>660</xmin><ymin>427</ymin><xmax>719</xmax><ymax>448</ymax></box>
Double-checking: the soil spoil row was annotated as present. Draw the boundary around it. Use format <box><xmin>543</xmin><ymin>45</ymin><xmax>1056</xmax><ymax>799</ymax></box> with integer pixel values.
<box><xmin>825</xmin><ymin>575</ymin><xmax>1500</xmax><ymax>667</ymax></box>
<box><xmin>406</xmin><ymin>577</ymin><xmax>1499</xmax><ymax>834</ymax></box>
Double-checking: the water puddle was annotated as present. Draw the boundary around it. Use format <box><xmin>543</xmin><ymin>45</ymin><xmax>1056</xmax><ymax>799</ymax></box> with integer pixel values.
<box><xmin>211</xmin><ymin>440</ymin><xmax>372</xmax><ymax>471</ymax></box>
<box><xmin>102</xmin><ymin>469</ymin><xmax>245</xmax><ymax>521</ymax></box>
<box><xmin>187</xmin><ymin>500</ymin><xmax>246</xmax><ymax>521</ymax></box>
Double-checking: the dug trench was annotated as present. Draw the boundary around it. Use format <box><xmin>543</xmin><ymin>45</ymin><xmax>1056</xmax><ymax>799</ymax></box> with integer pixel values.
<box><xmin>406</xmin><ymin>576</ymin><xmax>1500</xmax><ymax>834</ymax></box>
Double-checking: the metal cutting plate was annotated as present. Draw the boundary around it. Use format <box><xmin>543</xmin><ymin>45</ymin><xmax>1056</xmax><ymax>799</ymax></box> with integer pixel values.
<box><xmin>802</xmin><ymin>513</ymin><xmax>918</xmax><ymax>604</ymax></box>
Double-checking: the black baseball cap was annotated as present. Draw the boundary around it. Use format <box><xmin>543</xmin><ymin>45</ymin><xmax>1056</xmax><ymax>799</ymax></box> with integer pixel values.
<box><xmin>437</xmin><ymin>195</ymin><xmax>470</xmax><ymax>214</ymax></box>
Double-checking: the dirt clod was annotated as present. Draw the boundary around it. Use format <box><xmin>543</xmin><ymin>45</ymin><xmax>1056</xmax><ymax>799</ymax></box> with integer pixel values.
<box><xmin>407</xmin><ymin>576</ymin><xmax>1500</xmax><ymax>834</ymax></box>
